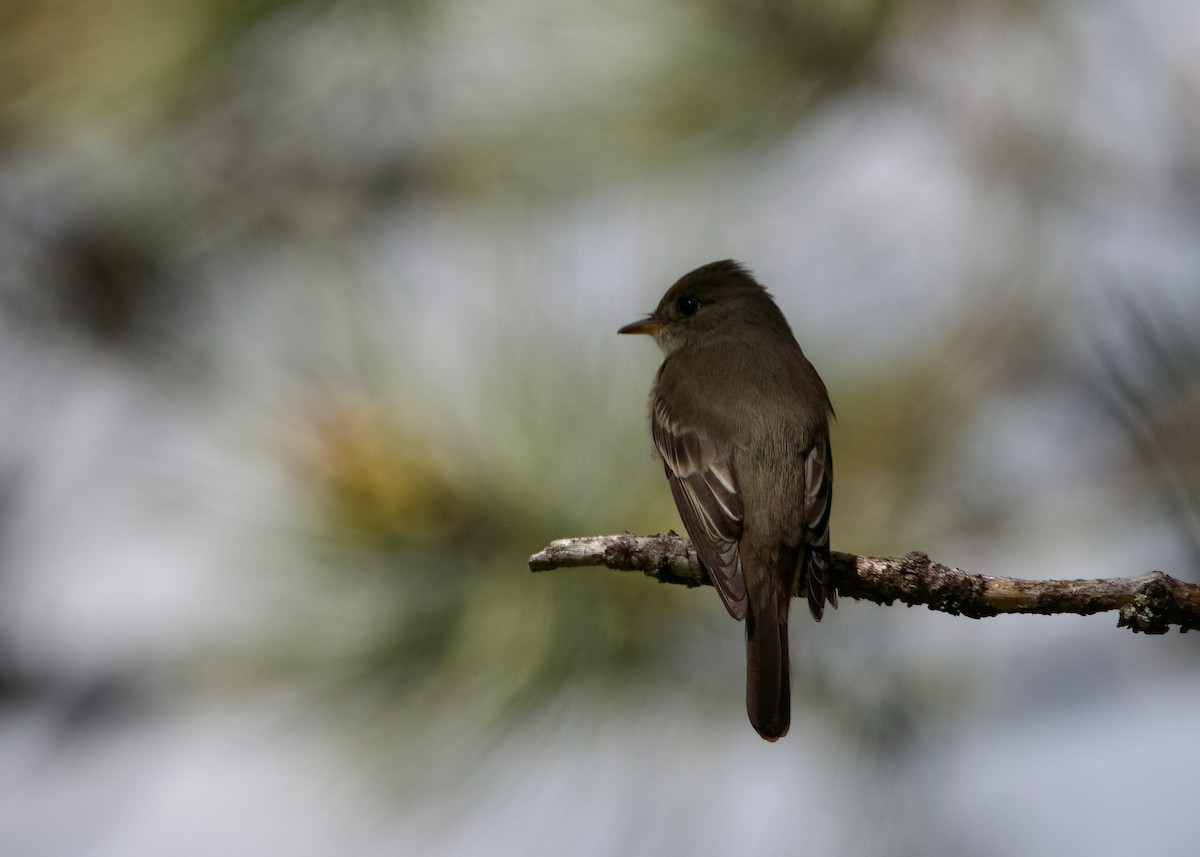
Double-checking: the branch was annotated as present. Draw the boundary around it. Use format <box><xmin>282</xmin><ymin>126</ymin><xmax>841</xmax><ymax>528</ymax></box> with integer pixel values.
<box><xmin>528</xmin><ymin>532</ymin><xmax>1200</xmax><ymax>634</ymax></box>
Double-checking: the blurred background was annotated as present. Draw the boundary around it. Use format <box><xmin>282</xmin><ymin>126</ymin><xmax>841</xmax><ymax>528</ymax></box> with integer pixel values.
<box><xmin>1</xmin><ymin>0</ymin><xmax>1199</xmax><ymax>854</ymax></box>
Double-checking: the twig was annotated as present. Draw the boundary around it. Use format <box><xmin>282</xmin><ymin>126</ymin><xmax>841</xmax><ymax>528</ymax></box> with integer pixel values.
<box><xmin>528</xmin><ymin>532</ymin><xmax>1200</xmax><ymax>634</ymax></box>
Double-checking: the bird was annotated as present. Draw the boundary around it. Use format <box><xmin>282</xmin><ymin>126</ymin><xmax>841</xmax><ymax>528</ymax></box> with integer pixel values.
<box><xmin>619</xmin><ymin>260</ymin><xmax>834</xmax><ymax>741</ymax></box>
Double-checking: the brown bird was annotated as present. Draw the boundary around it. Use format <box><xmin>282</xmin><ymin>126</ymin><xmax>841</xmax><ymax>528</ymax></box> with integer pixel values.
<box><xmin>620</xmin><ymin>260</ymin><xmax>835</xmax><ymax>741</ymax></box>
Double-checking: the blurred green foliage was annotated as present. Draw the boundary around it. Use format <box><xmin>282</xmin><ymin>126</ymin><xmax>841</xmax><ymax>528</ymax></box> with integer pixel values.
<box><xmin>4</xmin><ymin>0</ymin><xmax>1197</xmax><ymax>773</ymax></box>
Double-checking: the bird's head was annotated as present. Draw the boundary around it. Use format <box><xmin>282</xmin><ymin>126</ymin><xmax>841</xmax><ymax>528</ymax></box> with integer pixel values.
<box><xmin>618</xmin><ymin>260</ymin><xmax>789</xmax><ymax>356</ymax></box>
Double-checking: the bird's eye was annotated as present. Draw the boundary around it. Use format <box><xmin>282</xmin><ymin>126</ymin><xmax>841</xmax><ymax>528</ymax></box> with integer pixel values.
<box><xmin>676</xmin><ymin>296</ymin><xmax>700</xmax><ymax>317</ymax></box>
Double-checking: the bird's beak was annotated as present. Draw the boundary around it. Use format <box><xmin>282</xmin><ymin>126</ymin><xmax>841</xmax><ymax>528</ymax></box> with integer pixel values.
<box><xmin>618</xmin><ymin>315</ymin><xmax>663</xmax><ymax>335</ymax></box>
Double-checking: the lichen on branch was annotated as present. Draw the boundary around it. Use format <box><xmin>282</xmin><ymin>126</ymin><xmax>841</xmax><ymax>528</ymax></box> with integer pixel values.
<box><xmin>528</xmin><ymin>533</ymin><xmax>1200</xmax><ymax>634</ymax></box>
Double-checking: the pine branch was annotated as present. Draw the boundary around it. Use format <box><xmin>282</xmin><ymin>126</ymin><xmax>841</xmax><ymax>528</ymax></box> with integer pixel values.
<box><xmin>528</xmin><ymin>532</ymin><xmax>1200</xmax><ymax>634</ymax></box>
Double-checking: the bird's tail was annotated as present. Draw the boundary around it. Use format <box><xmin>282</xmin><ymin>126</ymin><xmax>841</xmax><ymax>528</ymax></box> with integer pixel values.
<box><xmin>745</xmin><ymin>589</ymin><xmax>789</xmax><ymax>741</ymax></box>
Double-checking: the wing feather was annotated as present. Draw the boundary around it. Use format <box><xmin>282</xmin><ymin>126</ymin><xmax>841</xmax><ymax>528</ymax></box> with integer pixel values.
<box><xmin>652</xmin><ymin>397</ymin><xmax>747</xmax><ymax>619</ymax></box>
<box><xmin>802</xmin><ymin>434</ymin><xmax>835</xmax><ymax>619</ymax></box>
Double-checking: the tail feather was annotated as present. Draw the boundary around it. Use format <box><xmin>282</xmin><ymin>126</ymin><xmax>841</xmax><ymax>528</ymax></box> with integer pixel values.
<box><xmin>745</xmin><ymin>592</ymin><xmax>790</xmax><ymax>741</ymax></box>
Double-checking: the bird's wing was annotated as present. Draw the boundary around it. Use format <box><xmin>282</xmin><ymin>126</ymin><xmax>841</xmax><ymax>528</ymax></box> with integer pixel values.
<box><xmin>802</xmin><ymin>433</ymin><xmax>835</xmax><ymax>620</ymax></box>
<box><xmin>652</xmin><ymin>396</ymin><xmax>747</xmax><ymax>620</ymax></box>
